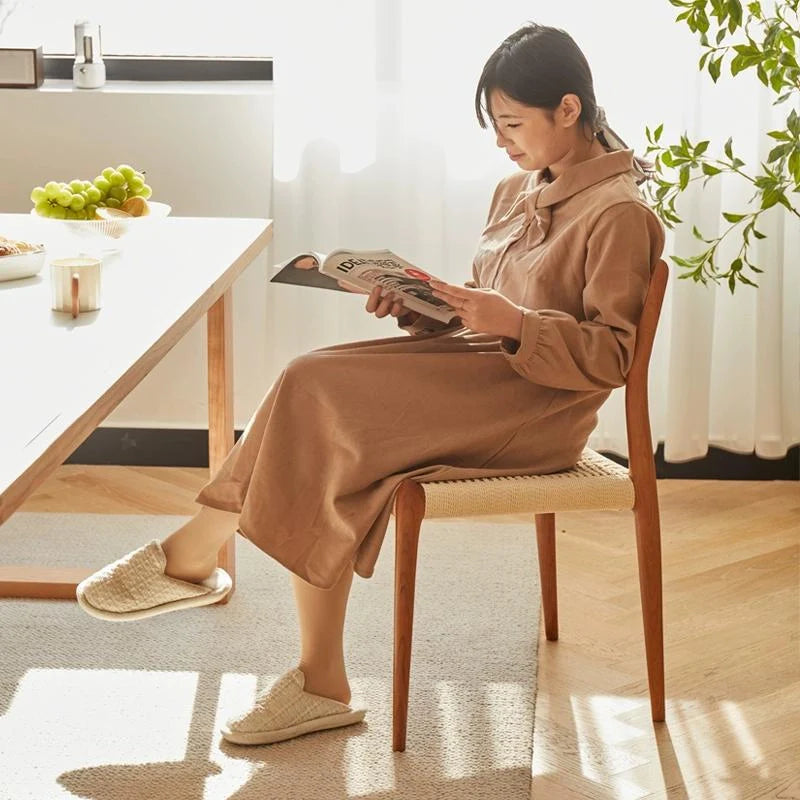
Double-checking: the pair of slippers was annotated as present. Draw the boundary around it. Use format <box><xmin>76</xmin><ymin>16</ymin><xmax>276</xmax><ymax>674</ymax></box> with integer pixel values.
<box><xmin>76</xmin><ymin>540</ymin><xmax>366</xmax><ymax>744</ymax></box>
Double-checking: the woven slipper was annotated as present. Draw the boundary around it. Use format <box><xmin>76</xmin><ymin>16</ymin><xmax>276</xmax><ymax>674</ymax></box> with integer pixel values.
<box><xmin>221</xmin><ymin>668</ymin><xmax>367</xmax><ymax>746</ymax></box>
<box><xmin>76</xmin><ymin>539</ymin><xmax>232</xmax><ymax>621</ymax></box>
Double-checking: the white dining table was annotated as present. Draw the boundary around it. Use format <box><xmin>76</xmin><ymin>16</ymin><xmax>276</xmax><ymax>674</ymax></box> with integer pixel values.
<box><xmin>0</xmin><ymin>213</ymin><xmax>273</xmax><ymax>600</ymax></box>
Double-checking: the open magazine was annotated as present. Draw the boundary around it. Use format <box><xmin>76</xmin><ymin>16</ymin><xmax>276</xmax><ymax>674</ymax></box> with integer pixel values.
<box><xmin>270</xmin><ymin>249</ymin><xmax>458</xmax><ymax>323</ymax></box>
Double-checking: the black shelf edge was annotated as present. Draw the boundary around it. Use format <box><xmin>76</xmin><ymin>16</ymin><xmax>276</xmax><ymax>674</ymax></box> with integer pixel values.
<box><xmin>44</xmin><ymin>55</ymin><xmax>273</xmax><ymax>82</ymax></box>
<box><xmin>65</xmin><ymin>428</ymin><xmax>800</xmax><ymax>480</ymax></box>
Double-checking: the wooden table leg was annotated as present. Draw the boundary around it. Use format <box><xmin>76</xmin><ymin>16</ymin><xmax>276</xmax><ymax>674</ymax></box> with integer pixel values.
<box><xmin>207</xmin><ymin>288</ymin><xmax>236</xmax><ymax>601</ymax></box>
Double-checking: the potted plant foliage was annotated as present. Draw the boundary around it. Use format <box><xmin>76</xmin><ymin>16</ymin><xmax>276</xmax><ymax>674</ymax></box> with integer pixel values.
<box><xmin>643</xmin><ymin>0</ymin><xmax>799</xmax><ymax>291</ymax></box>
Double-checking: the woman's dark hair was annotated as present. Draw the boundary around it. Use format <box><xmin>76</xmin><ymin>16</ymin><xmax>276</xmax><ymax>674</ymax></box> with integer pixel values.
<box><xmin>475</xmin><ymin>23</ymin><xmax>653</xmax><ymax>179</ymax></box>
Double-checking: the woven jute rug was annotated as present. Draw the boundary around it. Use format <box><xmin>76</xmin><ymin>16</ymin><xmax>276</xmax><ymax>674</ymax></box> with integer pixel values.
<box><xmin>0</xmin><ymin>512</ymin><xmax>541</xmax><ymax>800</ymax></box>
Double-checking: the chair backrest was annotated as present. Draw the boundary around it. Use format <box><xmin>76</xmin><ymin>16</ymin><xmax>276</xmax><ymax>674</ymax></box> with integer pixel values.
<box><xmin>624</xmin><ymin>259</ymin><xmax>669</xmax><ymax>492</ymax></box>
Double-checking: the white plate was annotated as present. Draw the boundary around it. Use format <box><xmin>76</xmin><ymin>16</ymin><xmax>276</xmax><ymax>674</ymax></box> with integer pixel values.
<box><xmin>0</xmin><ymin>250</ymin><xmax>47</xmax><ymax>282</ymax></box>
<box><xmin>29</xmin><ymin>201</ymin><xmax>172</xmax><ymax>240</ymax></box>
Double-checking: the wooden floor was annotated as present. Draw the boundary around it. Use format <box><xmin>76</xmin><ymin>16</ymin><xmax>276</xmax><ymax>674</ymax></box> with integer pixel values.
<box><xmin>17</xmin><ymin>466</ymin><xmax>800</xmax><ymax>800</ymax></box>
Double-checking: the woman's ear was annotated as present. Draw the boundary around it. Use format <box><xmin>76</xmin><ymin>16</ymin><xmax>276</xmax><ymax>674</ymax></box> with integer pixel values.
<box><xmin>557</xmin><ymin>94</ymin><xmax>583</xmax><ymax>128</ymax></box>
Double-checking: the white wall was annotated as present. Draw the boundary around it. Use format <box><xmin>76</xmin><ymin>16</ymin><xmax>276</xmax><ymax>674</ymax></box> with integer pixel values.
<box><xmin>0</xmin><ymin>80</ymin><xmax>274</xmax><ymax>430</ymax></box>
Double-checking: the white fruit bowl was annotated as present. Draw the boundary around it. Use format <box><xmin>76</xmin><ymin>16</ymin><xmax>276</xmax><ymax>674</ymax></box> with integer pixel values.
<box><xmin>0</xmin><ymin>249</ymin><xmax>47</xmax><ymax>283</ymax></box>
<box><xmin>29</xmin><ymin>201</ymin><xmax>172</xmax><ymax>241</ymax></box>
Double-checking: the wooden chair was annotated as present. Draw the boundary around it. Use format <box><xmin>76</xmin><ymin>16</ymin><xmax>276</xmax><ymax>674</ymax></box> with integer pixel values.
<box><xmin>391</xmin><ymin>259</ymin><xmax>668</xmax><ymax>752</ymax></box>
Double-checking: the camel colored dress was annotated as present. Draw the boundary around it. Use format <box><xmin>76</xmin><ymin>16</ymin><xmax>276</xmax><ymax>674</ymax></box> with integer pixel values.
<box><xmin>194</xmin><ymin>149</ymin><xmax>665</xmax><ymax>589</ymax></box>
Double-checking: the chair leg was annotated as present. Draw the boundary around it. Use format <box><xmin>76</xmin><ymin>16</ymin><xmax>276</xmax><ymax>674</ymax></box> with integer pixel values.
<box><xmin>393</xmin><ymin>480</ymin><xmax>426</xmax><ymax>752</ymax></box>
<box><xmin>535</xmin><ymin>513</ymin><xmax>558</xmax><ymax>641</ymax></box>
<box><xmin>633</xmin><ymin>498</ymin><xmax>665</xmax><ymax>722</ymax></box>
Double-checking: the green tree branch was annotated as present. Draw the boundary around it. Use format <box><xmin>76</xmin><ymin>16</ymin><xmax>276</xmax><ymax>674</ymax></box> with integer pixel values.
<box><xmin>644</xmin><ymin>0</ymin><xmax>800</xmax><ymax>291</ymax></box>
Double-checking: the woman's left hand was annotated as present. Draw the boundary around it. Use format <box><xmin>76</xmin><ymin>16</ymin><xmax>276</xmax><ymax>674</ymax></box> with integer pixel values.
<box><xmin>429</xmin><ymin>280</ymin><xmax>524</xmax><ymax>340</ymax></box>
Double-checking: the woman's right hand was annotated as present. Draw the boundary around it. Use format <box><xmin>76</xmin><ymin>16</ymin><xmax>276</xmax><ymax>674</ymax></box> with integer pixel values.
<box><xmin>365</xmin><ymin>286</ymin><xmax>421</xmax><ymax>325</ymax></box>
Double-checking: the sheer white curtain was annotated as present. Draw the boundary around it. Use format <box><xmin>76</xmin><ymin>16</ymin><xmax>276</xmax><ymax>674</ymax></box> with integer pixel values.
<box><xmin>266</xmin><ymin>0</ymin><xmax>800</xmax><ymax>462</ymax></box>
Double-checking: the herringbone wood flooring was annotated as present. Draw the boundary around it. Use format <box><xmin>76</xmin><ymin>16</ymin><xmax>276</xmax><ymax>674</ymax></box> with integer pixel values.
<box><xmin>18</xmin><ymin>467</ymin><xmax>800</xmax><ymax>799</ymax></box>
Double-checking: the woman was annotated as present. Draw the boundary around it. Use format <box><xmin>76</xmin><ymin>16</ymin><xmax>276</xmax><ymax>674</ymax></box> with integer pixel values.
<box><xmin>76</xmin><ymin>23</ymin><xmax>665</xmax><ymax>746</ymax></box>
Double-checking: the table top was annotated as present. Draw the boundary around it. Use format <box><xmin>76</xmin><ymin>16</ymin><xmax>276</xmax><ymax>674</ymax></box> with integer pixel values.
<box><xmin>0</xmin><ymin>213</ymin><xmax>273</xmax><ymax>522</ymax></box>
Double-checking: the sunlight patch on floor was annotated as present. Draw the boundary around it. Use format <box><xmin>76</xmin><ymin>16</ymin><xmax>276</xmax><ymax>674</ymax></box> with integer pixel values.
<box><xmin>205</xmin><ymin>672</ymin><xmax>261</xmax><ymax>800</ymax></box>
<box><xmin>485</xmin><ymin>681</ymin><xmax>532</xmax><ymax>770</ymax></box>
<box><xmin>570</xmin><ymin>693</ymin><xmax>652</xmax><ymax>800</ymax></box>
<box><xmin>436</xmin><ymin>680</ymin><xmax>477</xmax><ymax>780</ymax></box>
<box><xmin>344</xmin><ymin>677</ymin><xmax>395</xmax><ymax>798</ymax></box>
<box><xmin>0</xmin><ymin>668</ymin><xmax>198</xmax><ymax>799</ymax></box>
<box><xmin>719</xmin><ymin>700</ymin><xmax>765</xmax><ymax>773</ymax></box>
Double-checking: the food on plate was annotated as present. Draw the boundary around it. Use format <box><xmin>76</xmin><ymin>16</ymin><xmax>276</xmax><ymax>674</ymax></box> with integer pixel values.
<box><xmin>29</xmin><ymin>163</ymin><xmax>154</xmax><ymax>221</ymax></box>
<box><xmin>0</xmin><ymin>235</ymin><xmax>45</xmax><ymax>257</ymax></box>
<box><xmin>120</xmin><ymin>196</ymin><xmax>149</xmax><ymax>217</ymax></box>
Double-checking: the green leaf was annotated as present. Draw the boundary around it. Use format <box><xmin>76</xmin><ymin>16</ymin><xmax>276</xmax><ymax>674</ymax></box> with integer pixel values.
<box><xmin>747</xmin><ymin>1</ymin><xmax>761</xmax><ymax>16</ymax></box>
<box><xmin>728</xmin><ymin>274</ymin><xmax>737</xmax><ymax>292</ymax></box>
<box><xmin>789</xmin><ymin>151</ymin><xmax>800</xmax><ymax>184</ymax></box>
<box><xmin>654</xmin><ymin>123</ymin><xmax>664</xmax><ymax>142</ymax></box>
<box><xmin>756</xmin><ymin>63</ymin><xmax>769</xmax><ymax>86</ymax></box>
<box><xmin>661</xmin><ymin>150</ymin><xmax>675</xmax><ymax>168</ymax></box>
<box><xmin>770</xmin><ymin>70</ymin><xmax>787</xmax><ymax>93</ymax></box>
<box><xmin>702</xmin><ymin>162</ymin><xmax>723</xmax><ymax>176</ymax></box>
<box><xmin>789</xmin><ymin>110</ymin><xmax>800</xmax><ymax>136</ymax></box>
<box><xmin>679</xmin><ymin>164</ymin><xmax>691</xmax><ymax>190</ymax></box>
<box><xmin>716</xmin><ymin>28</ymin><xmax>727</xmax><ymax>45</ymax></box>
<box><xmin>724</xmin><ymin>137</ymin><xmax>734</xmax><ymax>160</ymax></box>
<box><xmin>774</xmin><ymin>91</ymin><xmax>793</xmax><ymax>105</ymax></box>
<box><xmin>752</xmin><ymin>228</ymin><xmax>767</xmax><ymax>239</ymax></box>
<box><xmin>709</xmin><ymin>55</ymin><xmax>723</xmax><ymax>81</ymax></box>
<box><xmin>692</xmin><ymin>225</ymin><xmax>706</xmax><ymax>241</ymax></box>
<box><xmin>730</xmin><ymin>54</ymin><xmax>746</xmax><ymax>76</ymax></box>
<box><xmin>779</xmin><ymin>52</ymin><xmax>798</xmax><ymax>69</ymax></box>
<box><xmin>767</xmin><ymin>143</ymin><xmax>789</xmax><ymax>162</ymax></box>
<box><xmin>731</xmin><ymin>257</ymin><xmax>743</xmax><ymax>272</ymax></box>
<box><xmin>695</xmin><ymin>140</ymin><xmax>710</xmax><ymax>156</ymax></box>
<box><xmin>767</xmin><ymin>130</ymin><xmax>791</xmax><ymax>140</ymax></box>
<box><xmin>722</xmin><ymin>212</ymin><xmax>747</xmax><ymax>222</ymax></box>
<box><xmin>761</xmin><ymin>187</ymin><xmax>781</xmax><ymax>209</ymax></box>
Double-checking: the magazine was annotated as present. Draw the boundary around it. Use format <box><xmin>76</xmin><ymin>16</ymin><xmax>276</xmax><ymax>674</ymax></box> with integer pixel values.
<box><xmin>270</xmin><ymin>249</ymin><xmax>458</xmax><ymax>323</ymax></box>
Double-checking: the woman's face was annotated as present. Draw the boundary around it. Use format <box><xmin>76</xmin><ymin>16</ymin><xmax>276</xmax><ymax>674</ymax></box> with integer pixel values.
<box><xmin>488</xmin><ymin>89</ymin><xmax>588</xmax><ymax>175</ymax></box>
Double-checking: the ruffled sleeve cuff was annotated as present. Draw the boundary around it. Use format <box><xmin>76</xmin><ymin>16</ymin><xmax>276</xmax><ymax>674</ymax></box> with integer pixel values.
<box><xmin>500</xmin><ymin>309</ymin><xmax>543</xmax><ymax>371</ymax></box>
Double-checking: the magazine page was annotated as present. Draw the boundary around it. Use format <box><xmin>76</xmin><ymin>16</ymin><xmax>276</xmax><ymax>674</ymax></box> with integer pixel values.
<box><xmin>319</xmin><ymin>249</ymin><xmax>458</xmax><ymax>323</ymax></box>
<box><xmin>270</xmin><ymin>251</ymin><xmax>352</xmax><ymax>292</ymax></box>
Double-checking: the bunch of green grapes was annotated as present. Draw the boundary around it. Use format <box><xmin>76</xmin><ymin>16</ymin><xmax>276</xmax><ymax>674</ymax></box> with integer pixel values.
<box><xmin>30</xmin><ymin>164</ymin><xmax>152</xmax><ymax>220</ymax></box>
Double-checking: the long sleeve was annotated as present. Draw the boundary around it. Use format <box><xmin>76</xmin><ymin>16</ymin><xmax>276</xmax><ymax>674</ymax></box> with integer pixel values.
<box><xmin>500</xmin><ymin>202</ymin><xmax>664</xmax><ymax>391</ymax></box>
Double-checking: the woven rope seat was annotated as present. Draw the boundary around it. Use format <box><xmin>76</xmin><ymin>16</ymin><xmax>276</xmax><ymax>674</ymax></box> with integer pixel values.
<box><xmin>416</xmin><ymin>448</ymin><xmax>635</xmax><ymax>518</ymax></box>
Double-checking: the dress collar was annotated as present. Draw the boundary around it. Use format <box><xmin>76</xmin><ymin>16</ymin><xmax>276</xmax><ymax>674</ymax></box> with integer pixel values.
<box><xmin>531</xmin><ymin>149</ymin><xmax>636</xmax><ymax>209</ymax></box>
